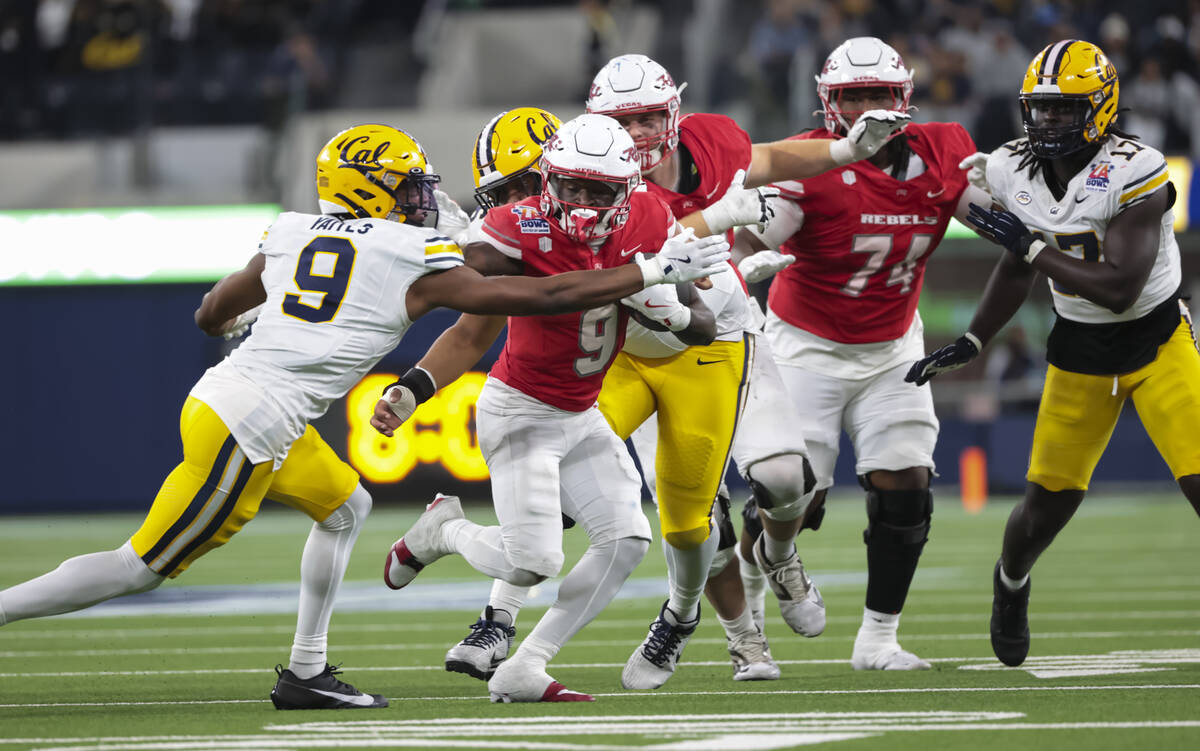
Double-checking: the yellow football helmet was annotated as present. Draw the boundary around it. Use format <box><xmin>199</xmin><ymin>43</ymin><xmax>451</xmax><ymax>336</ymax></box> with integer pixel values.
<box><xmin>471</xmin><ymin>107</ymin><xmax>562</xmax><ymax>209</ymax></box>
<box><xmin>316</xmin><ymin>124</ymin><xmax>440</xmax><ymax>225</ymax></box>
<box><xmin>1020</xmin><ymin>39</ymin><xmax>1119</xmax><ymax>158</ymax></box>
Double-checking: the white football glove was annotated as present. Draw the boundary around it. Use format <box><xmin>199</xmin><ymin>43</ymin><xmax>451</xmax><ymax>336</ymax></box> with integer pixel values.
<box><xmin>829</xmin><ymin>109</ymin><xmax>911</xmax><ymax>165</ymax></box>
<box><xmin>959</xmin><ymin>152</ymin><xmax>990</xmax><ymax>193</ymax></box>
<box><xmin>635</xmin><ymin>228</ymin><xmax>731</xmax><ymax>286</ymax></box>
<box><xmin>622</xmin><ymin>284</ymin><xmax>691</xmax><ymax>332</ymax></box>
<box><xmin>434</xmin><ymin>189</ymin><xmax>472</xmax><ymax>246</ymax></box>
<box><xmin>222</xmin><ymin>303</ymin><xmax>263</xmax><ymax>340</ymax></box>
<box><xmin>737</xmin><ymin>250</ymin><xmax>795</xmax><ymax>283</ymax></box>
<box><xmin>699</xmin><ymin>169</ymin><xmax>779</xmax><ymax>234</ymax></box>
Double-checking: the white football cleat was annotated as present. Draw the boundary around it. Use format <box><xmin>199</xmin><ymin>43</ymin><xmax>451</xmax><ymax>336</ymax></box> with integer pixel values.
<box><xmin>621</xmin><ymin>602</ymin><xmax>699</xmax><ymax>690</ymax></box>
<box><xmin>851</xmin><ymin>634</ymin><xmax>932</xmax><ymax>671</ymax></box>
<box><xmin>383</xmin><ymin>493</ymin><xmax>463</xmax><ymax>590</ymax></box>
<box><xmin>487</xmin><ymin>658</ymin><xmax>593</xmax><ymax>703</ymax></box>
<box><xmin>444</xmin><ymin>606</ymin><xmax>515</xmax><ymax>681</ymax></box>
<box><xmin>727</xmin><ymin>626</ymin><xmax>780</xmax><ymax>682</ymax></box>
<box><xmin>752</xmin><ymin>535</ymin><xmax>825</xmax><ymax>637</ymax></box>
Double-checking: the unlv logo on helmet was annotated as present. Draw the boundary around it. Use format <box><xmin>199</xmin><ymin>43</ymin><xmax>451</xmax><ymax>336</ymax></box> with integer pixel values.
<box><xmin>655</xmin><ymin>72</ymin><xmax>675</xmax><ymax>90</ymax></box>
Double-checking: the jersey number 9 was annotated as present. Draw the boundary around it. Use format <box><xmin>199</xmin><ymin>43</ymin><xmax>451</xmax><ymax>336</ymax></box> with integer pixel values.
<box><xmin>282</xmin><ymin>236</ymin><xmax>357</xmax><ymax>323</ymax></box>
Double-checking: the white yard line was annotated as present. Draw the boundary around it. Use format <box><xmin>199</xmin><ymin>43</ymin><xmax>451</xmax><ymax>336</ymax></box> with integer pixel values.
<box><xmin>1</xmin><ymin>684</ymin><xmax>1198</xmax><ymax>711</ymax></box>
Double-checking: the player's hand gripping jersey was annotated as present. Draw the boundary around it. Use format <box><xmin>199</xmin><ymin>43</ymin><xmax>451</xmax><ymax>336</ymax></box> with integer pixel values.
<box><xmin>191</xmin><ymin>212</ymin><xmax>463</xmax><ymax>466</ymax></box>
<box><xmin>986</xmin><ymin>137</ymin><xmax>1181</xmax><ymax>372</ymax></box>
<box><xmin>480</xmin><ymin>192</ymin><xmax>676</xmax><ymax>411</ymax></box>
<box><xmin>761</xmin><ymin>123</ymin><xmax>976</xmax><ymax>345</ymax></box>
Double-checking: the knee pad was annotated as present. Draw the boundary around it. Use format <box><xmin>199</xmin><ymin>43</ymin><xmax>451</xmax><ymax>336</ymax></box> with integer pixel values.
<box><xmin>713</xmin><ymin>493</ymin><xmax>737</xmax><ymax>552</ymax></box>
<box><xmin>506</xmin><ymin>568</ymin><xmax>549</xmax><ymax>587</ymax></box>
<box><xmin>319</xmin><ymin>485</ymin><xmax>372</xmax><ymax>533</ymax></box>
<box><xmin>748</xmin><ymin>453</ymin><xmax>817</xmax><ymax>523</ymax></box>
<box><xmin>665</xmin><ymin>524</ymin><xmax>712</xmax><ymax>551</ymax></box>
<box><xmin>741</xmin><ymin>495</ymin><xmax>764</xmax><ymax>543</ymax></box>
<box><xmin>863</xmin><ymin>481</ymin><xmax>932</xmax><ymax>548</ymax></box>
<box><xmin>707</xmin><ymin>546</ymin><xmax>736</xmax><ymax>580</ymax></box>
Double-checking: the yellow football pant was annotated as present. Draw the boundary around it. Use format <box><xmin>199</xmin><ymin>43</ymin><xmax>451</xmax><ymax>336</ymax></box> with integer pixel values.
<box><xmin>1028</xmin><ymin>319</ymin><xmax>1200</xmax><ymax>491</ymax></box>
<box><xmin>130</xmin><ymin>397</ymin><xmax>359</xmax><ymax>577</ymax></box>
<box><xmin>599</xmin><ymin>336</ymin><xmax>749</xmax><ymax>549</ymax></box>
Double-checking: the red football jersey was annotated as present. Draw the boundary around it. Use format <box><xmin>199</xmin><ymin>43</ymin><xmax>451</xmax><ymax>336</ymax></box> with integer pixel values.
<box><xmin>481</xmin><ymin>192</ymin><xmax>675</xmax><ymax>411</ymax></box>
<box><xmin>645</xmin><ymin>112</ymin><xmax>752</xmax><ymax>218</ymax></box>
<box><xmin>766</xmin><ymin>122</ymin><xmax>976</xmax><ymax>344</ymax></box>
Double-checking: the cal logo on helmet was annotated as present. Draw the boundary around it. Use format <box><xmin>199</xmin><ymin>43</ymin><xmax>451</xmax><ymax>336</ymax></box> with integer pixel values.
<box><xmin>316</xmin><ymin>124</ymin><xmax>440</xmax><ymax>226</ymax></box>
<box><xmin>1019</xmin><ymin>40</ymin><xmax>1120</xmax><ymax>158</ymax></box>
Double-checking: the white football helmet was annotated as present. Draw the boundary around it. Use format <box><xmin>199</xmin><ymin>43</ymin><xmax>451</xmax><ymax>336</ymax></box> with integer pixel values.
<box><xmin>586</xmin><ymin>54</ymin><xmax>686</xmax><ymax>171</ymax></box>
<box><xmin>539</xmin><ymin>113</ymin><xmax>641</xmax><ymax>243</ymax></box>
<box><xmin>816</xmin><ymin>37</ymin><xmax>914</xmax><ymax>135</ymax></box>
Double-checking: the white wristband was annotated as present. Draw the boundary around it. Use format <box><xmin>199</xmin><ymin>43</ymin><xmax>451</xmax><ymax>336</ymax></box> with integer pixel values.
<box><xmin>664</xmin><ymin>304</ymin><xmax>692</xmax><ymax>332</ymax></box>
<box><xmin>635</xmin><ymin>253</ymin><xmax>664</xmax><ymax>287</ymax></box>
<box><xmin>829</xmin><ymin>138</ymin><xmax>855</xmax><ymax>166</ymax></box>
<box><xmin>699</xmin><ymin>203</ymin><xmax>733</xmax><ymax>235</ymax></box>
<box><xmin>964</xmin><ymin>331</ymin><xmax>983</xmax><ymax>351</ymax></box>
<box><xmin>1024</xmin><ymin>238</ymin><xmax>1047</xmax><ymax>264</ymax></box>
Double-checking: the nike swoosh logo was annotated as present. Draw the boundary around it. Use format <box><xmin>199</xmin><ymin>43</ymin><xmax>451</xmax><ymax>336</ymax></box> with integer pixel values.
<box><xmin>309</xmin><ymin>687</ymin><xmax>377</xmax><ymax>707</ymax></box>
<box><xmin>1074</xmin><ymin>195</ymin><xmax>1088</xmax><ymax>203</ymax></box>
<box><xmin>926</xmin><ymin>188</ymin><xmax>945</xmax><ymax>198</ymax></box>
<box><xmin>620</xmin><ymin>243</ymin><xmax>644</xmax><ymax>257</ymax></box>
<box><xmin>696</xmin><ymin>358</ymin><xmax>725</xmax><ymax>366</ymax></box>
<box><xmin>643</xmin><ymin>302</ymin><xmax>673</xmax><ymax>309</ymax></box>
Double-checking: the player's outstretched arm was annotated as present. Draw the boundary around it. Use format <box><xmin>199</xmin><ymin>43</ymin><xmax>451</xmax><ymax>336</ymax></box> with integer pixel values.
<box><xmin>371</xmin><ymin>313</ymin><xmax>507</xmax><ymax>437</ymax></box>
<box><xmin>194</xmin><ymin>253</ymin><xmax>268</xmax><ymax>337</ymax></box>
<box><xmin>679</xmin><ymin>169</ymin><xmax>779</xmax><ymax>237</ymax></box>
<box><xmin>906</xmin><ymin>252</ymin><xmax>1037</xmax><ymax>386</ymax></box>
<box><xmin>745</xmin><ymin>110</ymin><xmax>910</xmax><ymax>187</ymax></box>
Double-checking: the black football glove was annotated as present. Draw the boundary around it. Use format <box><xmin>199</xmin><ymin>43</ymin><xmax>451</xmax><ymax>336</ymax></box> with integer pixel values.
<box><xmin>905</xmin><ymin>333</ymin><xmax>982</xmax><ymax>386</ymax></box>
<box><xmin>965</xmin><ymin>203</ymin><xmax>1046</xmax><ymax>264</ymax></box>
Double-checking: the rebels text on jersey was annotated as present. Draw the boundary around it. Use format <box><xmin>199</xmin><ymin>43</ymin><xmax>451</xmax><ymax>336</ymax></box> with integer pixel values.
<box><xmin>481</xmin><ymin>192</ymin><xmax>675</xmax><ymax>411</ymax></box>
<box><xmin>766</xmin><ymin>122</ymin><xmax>976</xmax><ymax>344</ymax></box>
<box><xmin>645</xmin><ymin>112</ymin><xmax>752</xmax><ymax>218</ymax></box>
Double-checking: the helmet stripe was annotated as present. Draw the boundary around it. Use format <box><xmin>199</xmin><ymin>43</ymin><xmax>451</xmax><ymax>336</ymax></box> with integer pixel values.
<box><xmin>1039</xmin><ymin>39</ymin><xmax>1076</xmax><ymax>84</ymax></box>
<box><xmin>475</xmin><ymin>112</ymin><xmax>504</xmax><ymax>178</ymax></box>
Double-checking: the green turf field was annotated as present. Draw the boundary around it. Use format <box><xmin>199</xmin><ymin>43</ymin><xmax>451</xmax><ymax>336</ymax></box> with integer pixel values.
<box><xmin>1</xmin><ymin>492</ymin><xmax>1198</xmax><ymax>750</ymax></box>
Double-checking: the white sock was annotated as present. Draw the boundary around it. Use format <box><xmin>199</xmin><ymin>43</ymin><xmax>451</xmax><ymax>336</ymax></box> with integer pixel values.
<box><xmin>520</xmin><ymin>537</ymin><xmax>647</xmax><ymax>663</ymax></box>
<box><xmin>717</xmin><ymin>606</ymin><xmax>758</xmax><ymax>640</ymax></box>
<box><xmin>739</xmin><ymin>553</ymin><xmax>767</xmax><ymax>614</ymax></box>
<box><xmin>0</xmin><ymin>541</ymin><xmax>162</xmax><ymax>624</ymax></box>
<box><xmin>487</xmin><ymin>579</ymin><xmax>528</xmax><ymax>627</ymax></box>
<box><xmin>664</xmin><ymin>532</ymin><xmax>718</xmax><ymax>622</ymax></box>
<box><xmin>289</xmin><ymin>485</ymin><xmax>370</xmax><ymax>680</ymax></box>
<box><xmin>858</xmin><ymin>607</ymin><xmax>900</xmax><ymax>642</ymax></box>
<box><xmin>999</xmin><ymin>565</ymin><xmax>1029</xmax><ymax>591</ymax></box>
<box><xmin>761</xmin><ymin>533</ymin><xmax>796</xmax><ymax>566</ymax></box>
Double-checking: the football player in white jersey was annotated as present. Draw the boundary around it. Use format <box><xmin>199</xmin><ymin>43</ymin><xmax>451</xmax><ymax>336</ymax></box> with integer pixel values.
<box><xmin>907</xmin><ymin>40</ymin><xmax>1200</xmax><ymax>667</ymax></box>
<box><xmin>0</xmin><ymin>123</ymin><xmax>728</xmax><ymax>708</ymax></box>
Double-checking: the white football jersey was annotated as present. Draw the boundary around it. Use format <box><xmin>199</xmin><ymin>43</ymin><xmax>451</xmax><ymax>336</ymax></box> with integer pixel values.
<box><xmin>621</xmin><ymin>268</ymin><xmax>755</xmax><ymax>358</ymax></box>
<box><xmin>190</xmin><ymin>212</ymin><xmax>464</xmax><ymax>467</ymax></box>
<box><xmin>987</xmin><ymin>137</ymin><xmax>1180</xmax><ymax>324</ymax></box>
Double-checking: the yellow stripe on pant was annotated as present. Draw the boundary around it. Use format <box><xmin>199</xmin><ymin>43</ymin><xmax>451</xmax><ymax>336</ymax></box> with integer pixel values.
<box><xmin>1027</xmin><ymin>319</ymin><xmax>1200</xmax><ymax>491</ymax></box>
<box><xmin>130</xmin><ymin>397</ymin><xmax>359</xmax><ymax>578</ymax></box>
<box><xmin>598</xmin><ymin>336</ymin><xmax>750</xmax><ymax>549</ymax></box>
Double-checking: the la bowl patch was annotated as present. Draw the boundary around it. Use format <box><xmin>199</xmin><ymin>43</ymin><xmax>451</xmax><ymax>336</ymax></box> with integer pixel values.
<box><xmin>1085</xmin><ymin>161</ymin><xmax>1111</xmax><ymax>192</ymax></box>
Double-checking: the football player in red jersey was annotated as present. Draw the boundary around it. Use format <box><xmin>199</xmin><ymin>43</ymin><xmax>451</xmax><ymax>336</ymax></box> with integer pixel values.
<box><xmin>585</xmin><ymin>53</ymin><xmax>910</xmax><ymax>668</ymax></box>
<box><xmin>732</xmin><ymin>37</ymin><xmax>992</xmax><ymax>670</ymax></box>
<box><xmin>374</xmin><ymin>114</ymin><xmax>731</xmax><ymax>703</ymax></box>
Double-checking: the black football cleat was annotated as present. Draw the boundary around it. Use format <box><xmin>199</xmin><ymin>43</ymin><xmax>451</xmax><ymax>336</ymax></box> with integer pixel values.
<box><xmin>990</xmin><ymin>560</ymin><xmax>1031</xmax><ymax>667</ymax></box>
<box><xmin>270</xmin><ymin>663</ymin><xmax>388</xmax><ymax>710</ymax></box>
